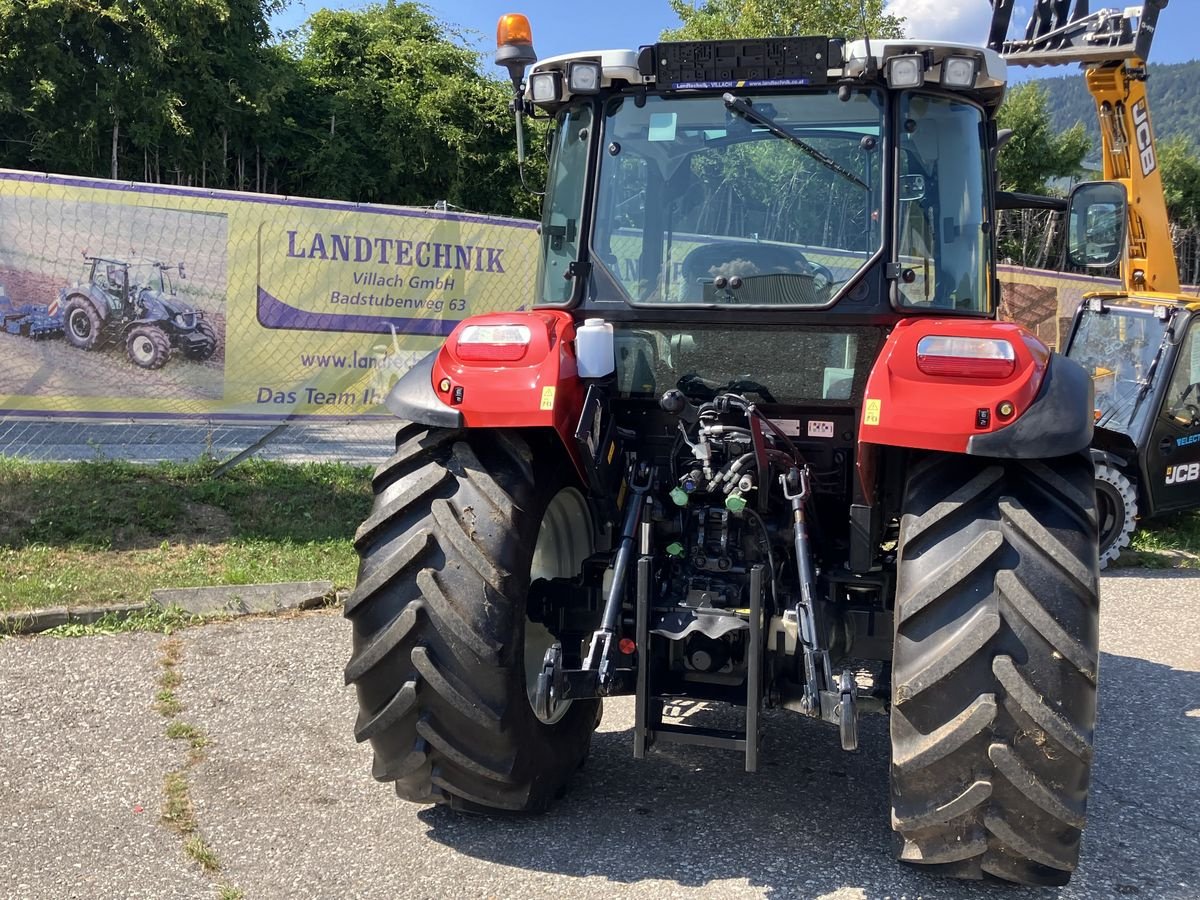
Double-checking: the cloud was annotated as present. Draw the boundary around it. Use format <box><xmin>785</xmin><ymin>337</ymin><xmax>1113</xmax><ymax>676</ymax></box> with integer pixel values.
<box><xmin>884</xmin><ymin>0</ymin><xmax>997</xmax><ymax>45</ymax></box>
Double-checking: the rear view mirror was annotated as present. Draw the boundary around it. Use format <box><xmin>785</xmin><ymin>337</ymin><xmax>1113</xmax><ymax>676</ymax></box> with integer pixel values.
<box><xmin>1067</xmin><ymin>181</ymin><xmax>1127</xmax><ymax>269</ymax></box>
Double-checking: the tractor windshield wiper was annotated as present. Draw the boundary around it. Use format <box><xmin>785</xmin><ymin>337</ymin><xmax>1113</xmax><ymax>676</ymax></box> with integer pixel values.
<box><xmin>723</xmin><ymin>93</ymin><xmax>868</xmax><ymax>190</ymax></box>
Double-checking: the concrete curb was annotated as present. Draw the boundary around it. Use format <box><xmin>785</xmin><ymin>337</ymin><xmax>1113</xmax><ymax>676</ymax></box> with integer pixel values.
<box><xmin>150</xmin><ymin>580</ymin><xmax>335</xmax><ymax>617</ymax></box>
<box><xmin>2</xmin><ymin>581</ymin><xmax>338</xmax><ymax>637</ymax></box>
<box><xmin>0</xmin><ymin>602</ymin><xmax>151</xmax><ymax>636</ymax></box>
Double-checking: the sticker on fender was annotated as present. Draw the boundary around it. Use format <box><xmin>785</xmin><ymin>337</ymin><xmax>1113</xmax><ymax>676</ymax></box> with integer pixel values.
<box><xmin>1166</xmin><ymin>462</ymin><xmax>1200</xmax><ymax>485</ymax></box>
<box><xmin>864</xmin><ymin>399</ymin><xmax>882</xmax><ymax>426</ymax></box>
<box><xmin>540</xmin><ymin>386</ymin><xmax>556</xmax><ymax>411</ymax></box>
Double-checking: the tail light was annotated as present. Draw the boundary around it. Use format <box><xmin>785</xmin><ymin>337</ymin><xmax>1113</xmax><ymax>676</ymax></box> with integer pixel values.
<box><xmin>456</xmin><ymin>323</ymin><xmax>532</xmax><ymax>362</ymax></box>
<box><xmin>916</xmin><ymin>336</ymin><xmax>1016</xmax><ymax>378</ymax></box>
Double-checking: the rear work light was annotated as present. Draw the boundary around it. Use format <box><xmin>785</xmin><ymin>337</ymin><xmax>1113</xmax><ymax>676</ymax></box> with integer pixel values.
<box><xmin>456</xmin><ymin>323</ymin><xmax>533</xmax><ymax>362</ymax></box>
<box><xmin>916</xmin><ymin>335</ymin><xmax>1017</xmax><ymax>378</ymax></box>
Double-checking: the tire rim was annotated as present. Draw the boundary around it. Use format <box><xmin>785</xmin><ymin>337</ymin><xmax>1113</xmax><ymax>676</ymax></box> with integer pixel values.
<box><xmin>525</xmin><ymin>486</ymin><xmax>594</xmax><ymax>725</ymax></box>
<box><xmin>69</xmin><ymin>309</ymin><xmax>91</xmax><ymax>340</ymax></box>
<box><xmin>131</xmin><ymin>335</ymin><xmax>155</xmax><ymax>365</ymax></box>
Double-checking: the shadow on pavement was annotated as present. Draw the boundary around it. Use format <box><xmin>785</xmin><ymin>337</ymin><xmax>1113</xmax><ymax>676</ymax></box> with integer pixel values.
<box><xmin>417</xmin><ymin>651</ymin><xmax>1200</xmax><ymax>898</ymax></box>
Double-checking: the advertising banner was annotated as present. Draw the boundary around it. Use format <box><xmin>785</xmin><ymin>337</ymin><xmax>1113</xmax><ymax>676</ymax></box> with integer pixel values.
<box><xmin>0</xmin><ymin>170</ymin><xmax>538</xmax><ymax>420</ymax></box>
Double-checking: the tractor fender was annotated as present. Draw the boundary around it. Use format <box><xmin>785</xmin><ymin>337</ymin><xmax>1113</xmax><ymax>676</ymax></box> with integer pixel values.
<box><xmin>64</xmin><ymin>289</ymin><xmax>107</xmax><ymax>321</ymax></box>
<box><xmin>385</xmin><ymin>351</ymin><xmax>464</xmax><ymax>429</ymax></box>
<box><xmin>384</xmin><ymin>309</ymin><xmax>586</xmax><ymax>468</ymax></box>
<box><xmin>860</xmin><ymin>318</ymin><xmax>1093</xmax><ymax>458</ymax></box>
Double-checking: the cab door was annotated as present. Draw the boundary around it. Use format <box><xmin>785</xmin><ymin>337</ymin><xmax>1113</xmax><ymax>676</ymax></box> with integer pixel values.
<box><xmin>1145</xmin><ymin>313</ymin><xmax>1200</xmax><ymax>516</ymax></box>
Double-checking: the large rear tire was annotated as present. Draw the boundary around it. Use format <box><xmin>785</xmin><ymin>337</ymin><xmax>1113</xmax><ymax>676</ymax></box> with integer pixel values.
<box><xmin>890</xmin><ymin>452</ymin><xmax>1100</xmax><ymax>886</ymax></box>
<box><xmin>63</xmin><ymin>296</ymin><xmax>103</xmax><ymax>350</ymax></box>
<box><xmin>345</xmin><ymin>425</ymin><xmax>599</xmax><ymax>812</ymax></box>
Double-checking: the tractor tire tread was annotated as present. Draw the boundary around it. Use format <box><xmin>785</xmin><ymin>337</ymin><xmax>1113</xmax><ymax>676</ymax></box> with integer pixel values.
<box><xmin>346</xmin><ymin>427</ymin><xmax>596</xmax><ymax>813</ymax></box>
<box><xmin>891</xmin><ymin>452</ymin><xmax>1099</xmax><ymax>887</ymax></box>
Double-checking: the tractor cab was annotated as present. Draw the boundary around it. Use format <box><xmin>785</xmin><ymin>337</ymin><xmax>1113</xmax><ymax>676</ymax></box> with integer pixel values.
<box><xmin>524</xmin><ymin>38</ymin><xmax>1006</xmax><ymax>327</ymax></box>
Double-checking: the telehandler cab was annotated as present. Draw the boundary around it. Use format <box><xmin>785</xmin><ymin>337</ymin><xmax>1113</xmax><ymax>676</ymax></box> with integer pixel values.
<box><xmin>346</xmin><ymin>6</ymin><xmax>1102</xmax><ymax>886</ymax></box>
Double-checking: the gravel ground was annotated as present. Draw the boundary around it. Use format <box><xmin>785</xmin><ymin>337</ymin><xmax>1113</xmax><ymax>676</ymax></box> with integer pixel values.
<box><xmin>1</xmin><ymin>570</ymin><xmax>1197</xmax><ymax>900</ymax></box>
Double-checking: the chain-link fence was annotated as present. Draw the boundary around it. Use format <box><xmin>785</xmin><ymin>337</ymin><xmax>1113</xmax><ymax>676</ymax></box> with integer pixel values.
<box><xmin>998</xmin><ymin>207</ymin><xmax>1200</xmax><ymax>290</ymax></box>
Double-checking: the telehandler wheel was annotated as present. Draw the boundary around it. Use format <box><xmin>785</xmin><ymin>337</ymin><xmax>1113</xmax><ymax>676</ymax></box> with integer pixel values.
<box><xmin>345</xmin><ymin>425</ymin><xmax>600</xmax><ymax>812</ymax></box>
<box><xmin>63</xmin><ymin>297</ymin><xmax>103</xmax><ymax>350</ymax></box>
<box><xmin>126</xmin><ymin>325</ymin><xmax>171</xmax><ymax>369</ymax></box>
<box><xmin>890</xmin><ymin>452</ymin><xmax>1100</xmax><ymax>886</ymax></box>
<box><xmin>1095</xmin><ymin>462</ymin><xmax>1137</xmax><ymax>569</ymax></box>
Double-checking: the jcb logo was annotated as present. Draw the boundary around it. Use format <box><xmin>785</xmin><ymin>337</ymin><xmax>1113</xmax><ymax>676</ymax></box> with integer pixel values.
<box><xmin>1133</xmin><ymin>100</ymin><xmax>1157</xmax><ymax>177</ymax></box>
<box><xmin>1166</xmin><ymin>462</ymin><xmax>1200</xmax><ymax>485</ymax></box>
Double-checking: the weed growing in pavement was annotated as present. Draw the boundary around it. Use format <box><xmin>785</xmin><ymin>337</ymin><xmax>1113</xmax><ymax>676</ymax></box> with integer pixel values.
<box><xmin>162</xmin><ymin>770</ymin><xmax>197</xmax><ymax>834</ymax></box>
<box><xmin>155</xmin><ymin>689</ymin><xmax>183</xmax><ymax>716</ymax></box>
<box><xmin>165</xmin><ymin>720</ymin><xmax>209</xmax><ymax>752</ymax></box>
<box><xmin>153</xmin><ymin>636</ymin><xmax>229</xmax><ymax>883</ymax></box>
<box><xmin>218</xmin><ymin>885</ymin><xmax>245</xmax><ymax>900</ymax></box>
<box><xmin>183</xmin><ymin>836</ymin><xmax>221</xmax><ymax>873</ymax></box>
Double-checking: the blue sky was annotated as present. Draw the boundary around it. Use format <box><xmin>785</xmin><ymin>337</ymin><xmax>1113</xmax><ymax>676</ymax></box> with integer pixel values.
<box><xmin>272</xmin><ymin>1</ymin><xmax>1198</xmax><ymax>69</ymax></box>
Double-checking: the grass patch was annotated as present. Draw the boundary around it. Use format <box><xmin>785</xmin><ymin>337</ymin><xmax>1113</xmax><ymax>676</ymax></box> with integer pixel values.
<box><xmin>218</xmin><ymin>887</ymin><xmax>245</xmax><ymax>900</ymax></box>
<box><xmin>38</xmin><ymin>604</ymin><xmax>204</xmax><ymax>637</ymax></box>
<box><xmin>0</xmin><ymin>457</ymin><xmax>371</xmax><ymax>613</ymax></box>
<box><xmin>1130</xmin><ymin>510</ymin><xmax>1200</xmax><ymax>566</ymax></box>
<box><xmin>183</xmin><ymin>836</ymin><xmax>221</xmax><ymax>873</ymax></box>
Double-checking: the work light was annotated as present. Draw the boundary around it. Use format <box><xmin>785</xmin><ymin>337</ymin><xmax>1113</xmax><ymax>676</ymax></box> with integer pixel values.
<box><xmin>886</xmin><ymin>55</ymin><xmax>925</xmax><ymax>89</ymax></box>
<box><xmin>567</xmin><ymin>61</ymin><xmax>603</xmax><ymax>94</ymax></box>
<box><xmin>529</xmin><ymin>71</ymin><xmax>562</xmax><ymax>104</ymax></box>
<box><xmin>941</xmin><ymin>55</ymin><xmax>979</xmax><ymax>89</ymax></box>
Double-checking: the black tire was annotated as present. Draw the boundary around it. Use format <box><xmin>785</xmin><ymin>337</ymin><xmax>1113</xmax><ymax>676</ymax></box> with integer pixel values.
<box><xmin>184</xmin><ymin>320</ymin><xmax>218</xmax><ymax>361</ymax></box>
<box><xmin>63</xmin><ymin>296</ymin><xmax>103</xmax><ymax>350</ymax></box>
<box><xmin>345</xmin><ymin>425</ymin><xmax>599</xmax><ymax>812</ymax></box>
<box><xmin>1095</xmin><ymin>462</ymin><xmax>1137</xmax><ymax>569</ymax></box>
<box><xmin>126</xmin><ymin>325</ymin><xmax>171</xmax><ymax>369</ymax></box>
<box><xmin>890</xmin><ymin>452</ymin><xmax>1100</xmax><ymax>886</ymax></box>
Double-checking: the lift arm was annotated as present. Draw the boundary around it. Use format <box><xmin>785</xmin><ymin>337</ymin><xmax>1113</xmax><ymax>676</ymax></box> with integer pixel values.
<box><xmin>1087</xmin><ymin>61</ymin><xmax>1179</xmax><ymax>294</ymax></box>
<box><xmin>989</xmin><ymin>0</ymin><xmax>1180</xmax><ymax>295</ymax></box>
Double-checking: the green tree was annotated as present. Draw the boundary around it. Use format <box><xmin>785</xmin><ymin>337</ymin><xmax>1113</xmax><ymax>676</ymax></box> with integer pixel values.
<box><xmin>1160</xmin><ymin>134</ymin><xmax>1200</xmax><ymax>229</ymax></box>
<box><xmin>662</xmin><ymin>0</ymin><xmax>904</xmax><ymax>40</ymax></box>
<box><xmin>996</xmin><ymin>82</ymin><xmax>1089</xmax><ymax>194</ymax></box>
<box><xmin>290</xmin><ymin>2</ymin><xmax>534</xmax><ymax>214</ymax></box>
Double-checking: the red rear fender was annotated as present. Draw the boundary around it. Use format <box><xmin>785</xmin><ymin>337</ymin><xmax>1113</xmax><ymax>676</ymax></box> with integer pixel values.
<box><xmin>860</xmin><ymin>318</ymin><xmax>1092</xmax><ymax>457</ymax></box>
<box><xmin>384</xmin><ymin>309</ymin><xmax>587</xmax><ymax>468</ymax></box>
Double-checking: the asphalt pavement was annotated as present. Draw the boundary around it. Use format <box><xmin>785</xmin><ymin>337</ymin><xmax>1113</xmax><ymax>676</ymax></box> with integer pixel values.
<box><xmin>1</xmin><ymin>570</ymin><xmax>1197</xmax><ymax>900</ymax></box>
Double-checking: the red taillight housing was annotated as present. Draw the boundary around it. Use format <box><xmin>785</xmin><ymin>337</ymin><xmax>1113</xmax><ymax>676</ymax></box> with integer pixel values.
<box><xmin>916</xmin><ymin>335</ymin><xmax>1017</xmax><ymax>379</ymax></box>
<box><xmin>455</xmin><ymin>323</ymin><xmax>532</xmax><ymax>362</ymax></box>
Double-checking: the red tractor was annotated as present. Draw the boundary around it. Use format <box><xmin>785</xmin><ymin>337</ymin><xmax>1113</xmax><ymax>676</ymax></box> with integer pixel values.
<box><xmin>346</xmin><ymin>9</ymin><xmax>1103</xmax><ymax>886</ymax></box>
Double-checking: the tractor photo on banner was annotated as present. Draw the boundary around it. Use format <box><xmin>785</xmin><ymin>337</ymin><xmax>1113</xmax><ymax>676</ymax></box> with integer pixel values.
<box><xmin>0</xmin><ymin>170</ymin><xmax>539</xmax><ymax>422</ymax></box>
